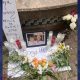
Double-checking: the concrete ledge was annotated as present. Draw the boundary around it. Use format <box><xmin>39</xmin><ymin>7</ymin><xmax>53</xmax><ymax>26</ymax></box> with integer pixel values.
<box><xmin>16</xmin><ymin>0</ymin><xmax>77</xmax><ymax>11</ymax></box>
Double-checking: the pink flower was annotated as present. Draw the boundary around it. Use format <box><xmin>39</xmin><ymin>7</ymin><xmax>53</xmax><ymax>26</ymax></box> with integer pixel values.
<box><xmin>51</xmin><ymin>64</ymin><xmax>57</xmax><ymax>72</ymax></box>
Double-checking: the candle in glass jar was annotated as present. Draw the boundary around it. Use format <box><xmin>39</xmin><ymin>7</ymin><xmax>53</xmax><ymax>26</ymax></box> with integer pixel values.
<box><xmin>16</xmin><ymin>40</ymin><xmax>22</xmax><ymax>49</ymax></box>
<box><xmin>49</xmin><ymin>31</ymin><xmax>53</xmax><ymax>38</ymax></box>
<box><xmin>51</xmin><ymin>36</ymin><xmax>55</xmax><ymax>46</ymax></box>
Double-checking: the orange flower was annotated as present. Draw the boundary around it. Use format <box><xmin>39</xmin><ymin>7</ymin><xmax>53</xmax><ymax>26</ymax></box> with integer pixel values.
<box><xmin>33</xmin><ymin>58</ymin><xmax>38</xmax><ymax>63</ymax></box>
<box><xmin>38</xmin><ymin>60</ymin><xmax>42</xmax><ymax>64</ymax></box>
<box><xmin>41</xmin><ymin>59</ymin><xmax>47</xmax><ymax>63</ymax></box>
<box><xmin>32</xmin><ymin>58</ymin><xmax>39</xmax><ymax>68</ymax></box>
<box><xmin>32</xmin><ymin>58</ymin><xmax>47</xmax><ymax>68</ymax></box>
<box><xmin>41</xmin><ymin>62</ymin><xmax>47</xmax><ymax>67</ymax></box>
<box><xmin>40</xmin><ymin>58</ymin><xmax>47</xmax><ymax>67</ymax></box>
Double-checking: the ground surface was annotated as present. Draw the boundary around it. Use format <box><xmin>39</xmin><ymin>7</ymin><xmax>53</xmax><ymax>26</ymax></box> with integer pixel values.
<box><xmin>3</xmin><ymin>30</ymin><xmax>77</xmax><ymax>80</ymax></box>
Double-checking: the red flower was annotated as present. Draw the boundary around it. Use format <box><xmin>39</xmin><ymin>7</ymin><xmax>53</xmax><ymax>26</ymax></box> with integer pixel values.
<box><xmin>71</xmin><ymin>9</ymin><xmax>77</xmax><ymax>16</ymax></box>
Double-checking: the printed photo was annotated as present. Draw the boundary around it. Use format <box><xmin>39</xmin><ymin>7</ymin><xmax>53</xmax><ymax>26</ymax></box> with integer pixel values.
<box><xmin>26</xmin><ymin>32</ymin><xmax>46</xmax><ymax>47</ymax></box>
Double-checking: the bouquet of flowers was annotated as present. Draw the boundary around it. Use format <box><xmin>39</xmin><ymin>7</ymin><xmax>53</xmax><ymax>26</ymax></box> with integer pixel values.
<box><xmin>62</xmin><ymin>11</ymin><xmax>77</xmax><ymax>30</ymax></box>
<box><xmin>50</xmin><ymin>43</ymin><xmax>70</xmax><ymax>68</ymax></box>
<box><xmin>8</xmin><ymin>42</ymin><xmax>70</xmax><ymax>80</ymax></box>
<box><xmin>9</xmin><ymin>51</ymin><xmax>58</xmax><ymax>80</ymax></box>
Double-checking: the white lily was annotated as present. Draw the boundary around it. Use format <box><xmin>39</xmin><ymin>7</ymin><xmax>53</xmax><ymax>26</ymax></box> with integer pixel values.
<box><xmin>71</xmin><ymin>17</ymin><xmax>77</xmax><ymax>23</ymax></box>
<box><xmin>70</xmin><ymin>22</ymin><xmax>76</xmax><ymax>30</ymax></box>
<box><xmin>62</xmin><ymin>16</ymin><xmax>67</xmax><ymax>20</ymax></box>
<box><xmin>74</xmin><ymin>14</ymin><xmax>78</xmax><ymax>20</ymax></box>
<box><xmin>63</xmin><ymin>14</ymin><xmax>72</xmax><ymax>20</ymax></box>
<box><xmin>4</xmin><ymin>41</ymin><xmax>9</xmax><ymax>47</ymax></box>
<box><xmin>66</xmin><ymin>14</ymin><xmax>73</xmax><ymax>20</ymax></box>
<box><xmin>37</xmin><ymin>65</ymin><xmax>43</xmax><ymax>74</ymax></box>
<box><xmin>56</xmin><ymin>33</ymin><xmax>65</xmax><ymax>43</ymax></box>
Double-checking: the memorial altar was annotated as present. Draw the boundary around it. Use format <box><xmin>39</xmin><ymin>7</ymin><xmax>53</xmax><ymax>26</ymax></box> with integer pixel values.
<box><xmin>3</xmin><ymin>0</ymin><xmax>77</xmax><ymax>80</ymax></box>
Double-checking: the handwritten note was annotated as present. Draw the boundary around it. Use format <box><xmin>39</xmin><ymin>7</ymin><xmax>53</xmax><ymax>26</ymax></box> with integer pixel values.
<box><xmin>3</xmin><ymin>0</ymin><xmax>23</xmax><ymax>41</ymax></box>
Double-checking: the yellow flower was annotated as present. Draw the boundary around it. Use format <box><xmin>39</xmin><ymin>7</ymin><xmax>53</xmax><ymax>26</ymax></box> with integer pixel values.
<box><xmin>58</xmin><ymin>43</ymin><xmax>65</xmax><ymax>50</ymax></box>
<box><xmin>22</xmin><ymin>56</ymin><xmax>28</xmax><ymax>64</ymax></box>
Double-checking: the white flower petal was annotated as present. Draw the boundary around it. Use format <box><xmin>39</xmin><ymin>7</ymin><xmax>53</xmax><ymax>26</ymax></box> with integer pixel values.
<box><xmin>10</xmin><ymin>39</ymin><xmax>15</xmax><ymax>43</ymax></box>
<box><xmin>4</xmin><ymin>41</ymin><xmax>9</xmax><ymax>47</ymax></box>
<box><xmin>56</xmin><ymin>33</ymin><xmax>65</xmax><ymax>43</ymax></box>
<box><xmin>62</xmin><ymin>16</ymin><xmax>67</xmax><ymax>20</ymax></box>
<box><xmin>74</xmin><ymin>14</ymin><xmax>78</xmax><ymax>20</ymax></box>
<box><xmin>66</xmin><ymin>14</ymin><xmax>72</xmax><ymax>20</ymax></box>
<box><xmin>38</xmin><ymin>65</ymin><xmax>42</xmax><ymax>74</ymax></box>
<box><xmin>71</xmin><ymin>17</ymin><xmax>77</xmax><ymax>22</ymax></box>
<box><xmin>70</xmin><ymin>22</ymin><xmax>76</xmax><ymax>30</ymax></box>
<box><xmin>66</xmin><ymin>45</ymin><xmax>70</xmax><ymax>50</ymax></box>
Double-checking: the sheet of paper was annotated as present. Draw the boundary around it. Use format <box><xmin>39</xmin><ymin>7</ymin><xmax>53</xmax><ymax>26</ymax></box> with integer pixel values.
<box><xmin>3</xmin><ymin>0</ymin><xmax>23</xmax><ymax>41</ymax></box>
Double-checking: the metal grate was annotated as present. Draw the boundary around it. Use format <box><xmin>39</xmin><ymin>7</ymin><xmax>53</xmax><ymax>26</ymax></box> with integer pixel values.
<box><xmin>22</xmin><ymin>16</ymin><xmax>62</xmax><ymax>27</ymax></box>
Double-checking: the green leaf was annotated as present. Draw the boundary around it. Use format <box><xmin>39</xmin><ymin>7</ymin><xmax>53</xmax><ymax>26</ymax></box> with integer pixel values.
<box><xmin>46</xmin><ymin>71</ymin><xmax>58</xmax><ymax>80</ymax></box>
<box><xmin>9</xmin><ymin>51</ymin><xmax>20</xmax><ymax>62</ymax></box>
<box><xmin>21</xmin><ymin>63</ymin><xmax>30</xmax><ymax>71</ymax></box>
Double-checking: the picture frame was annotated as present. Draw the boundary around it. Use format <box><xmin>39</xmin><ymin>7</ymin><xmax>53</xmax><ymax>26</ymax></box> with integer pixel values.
<box><xmin>24</xmin><ymin>31</ymin><xmax>47</xmax><ymax>47</ymax></box>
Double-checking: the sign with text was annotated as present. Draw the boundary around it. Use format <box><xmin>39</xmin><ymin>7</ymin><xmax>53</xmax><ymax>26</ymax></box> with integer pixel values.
<box><xmin>3</xmin><ymin>0</ymin><xmax>23</xmax><ymax>41</ymax></box>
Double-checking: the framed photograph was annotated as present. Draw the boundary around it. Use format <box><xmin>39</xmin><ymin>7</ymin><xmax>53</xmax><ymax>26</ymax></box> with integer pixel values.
<box><xmin>24</xmin><ymin>32</ymin><xmax>47</xmax><ymax>47</ymax></box>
